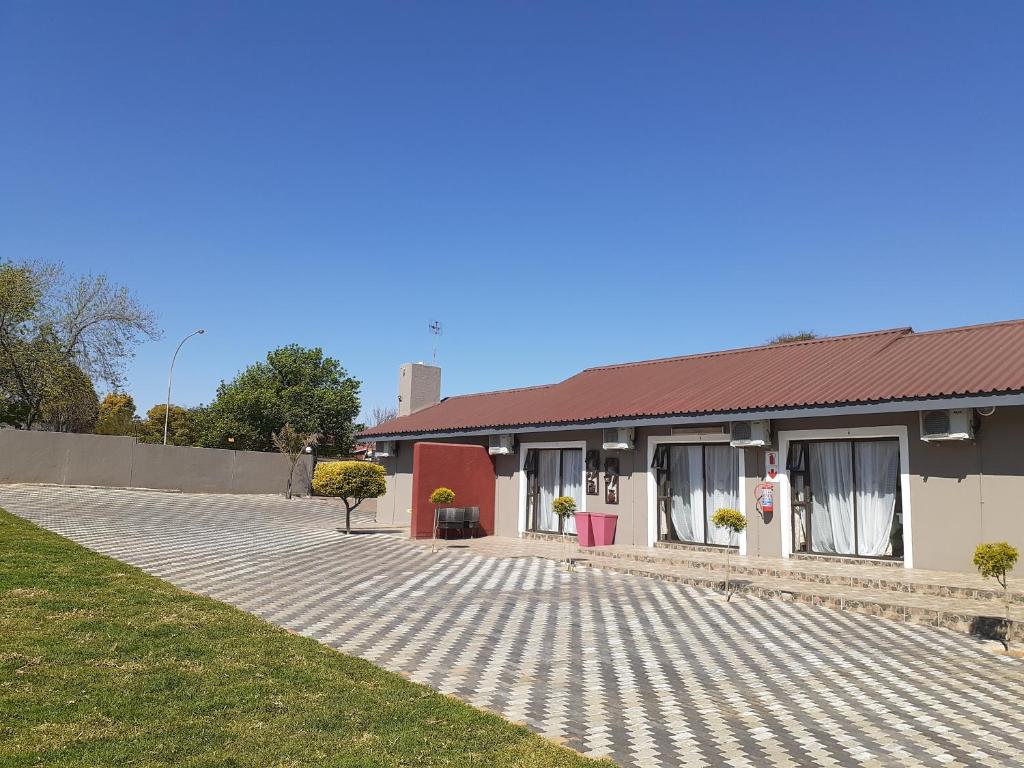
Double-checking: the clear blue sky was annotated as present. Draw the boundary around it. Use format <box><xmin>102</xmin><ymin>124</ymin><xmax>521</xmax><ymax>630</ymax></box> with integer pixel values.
<box><xmin>2</xmin><ymin>2</ymin><xmax>1022</xmax><ymax>420</ymax></box>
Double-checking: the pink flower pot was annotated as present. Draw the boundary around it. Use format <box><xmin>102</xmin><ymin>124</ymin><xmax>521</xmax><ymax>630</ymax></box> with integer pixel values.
<box><xmin>575</xmin><ymin>512</ymin><xmax>595</xmax><ymax>547</ymax></box>
<box><xmin>590</xmin><ymin>512</ymin><xmax>618</xmax><ymax>546</ymax></box>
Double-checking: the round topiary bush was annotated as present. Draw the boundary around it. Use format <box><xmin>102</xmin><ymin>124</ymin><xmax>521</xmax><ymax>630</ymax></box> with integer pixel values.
<box><xmin>312</xmin><ymin>460</ymin><xmax>387</xmax><ymax>533</ymax></box>
<box><xmin>430</xmin><ymin>487</ymin><xmax>455</xmax><ymax>505</ymax></box>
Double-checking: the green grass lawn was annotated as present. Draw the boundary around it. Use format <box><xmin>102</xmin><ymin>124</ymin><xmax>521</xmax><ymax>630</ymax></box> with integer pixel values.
<box><xmin>0</xmin><ymin>510</ymin><xmax>611</xmax><ymax>768</ymax></box>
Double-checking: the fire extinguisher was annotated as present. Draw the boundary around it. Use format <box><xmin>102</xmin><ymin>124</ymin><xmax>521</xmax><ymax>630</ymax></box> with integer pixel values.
<box><xmin>755</xmin><ymin>482</ymin><xmax>775</xmax><ymax>518</ymax></box>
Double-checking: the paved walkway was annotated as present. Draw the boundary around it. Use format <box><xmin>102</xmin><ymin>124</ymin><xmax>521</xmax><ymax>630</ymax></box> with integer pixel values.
<box><xmin>3</xmin><ymin>485</ymin><xmax>1024</xmax><ymax>768</ymax></box>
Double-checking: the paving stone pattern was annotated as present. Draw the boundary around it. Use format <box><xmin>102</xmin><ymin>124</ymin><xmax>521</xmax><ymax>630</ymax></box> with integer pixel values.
<box><xmin>3</xmin><ymin>485</ymin><xmax>1024</xmax><ymax>768</ymax></box>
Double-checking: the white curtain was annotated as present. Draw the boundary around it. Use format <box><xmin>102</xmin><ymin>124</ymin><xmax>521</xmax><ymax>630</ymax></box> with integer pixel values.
<box><xmin>809</xmin><ymin>442</ymin><xmax>855</xmax><ymax>555</ymax></box>
<box><xmin>854</xmin><ymin>441</ymin><xmax>899</xmax><ymax>556</ymax></box>
<box><xmin>704</xmin><ymin>445</ymin><xmax>740</xmax><ymax>546</ymax></box>
<box><xmin>561</xmin><ymin>449</ymin><xmax>583</xmax><ymax>535</ymax></box>
<box><xmin>537</xmin><ymin>449</ymin><xmax>560</xmax><ymax>532</ymax></box>
<box><xmin>669</xmin><ymin>446</ymin><xmax>704</xmax><ymax>543</ymax></box>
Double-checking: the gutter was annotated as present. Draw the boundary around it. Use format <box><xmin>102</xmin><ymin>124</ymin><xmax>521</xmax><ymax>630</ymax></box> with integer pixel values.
<box><xmin>359</xmin><ymin>391</ymin><xmax>1024</xmax><ymax>442</ymax></box>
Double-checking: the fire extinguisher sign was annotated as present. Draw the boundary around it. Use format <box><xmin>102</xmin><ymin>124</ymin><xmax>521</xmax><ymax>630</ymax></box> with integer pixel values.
<box><xmin>765</xmin><ymin>451</ymin><xmax>779</xmax><ymax>481</ymax></box>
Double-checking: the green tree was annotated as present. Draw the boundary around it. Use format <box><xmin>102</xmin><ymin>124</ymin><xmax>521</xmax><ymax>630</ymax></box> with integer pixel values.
<box><xmin>767</xmin><ymin>331</ymin><xmax>818</xmax><ymax>345</ymax></box>
<box><xmin>38</xmin><ymin>359</ymin><xmax>99</xmax><ymax>433</ymax></box>
<box><xmin>138</xmin><ymin>403</ymin><xmax>202</xmax><ymax>446</ymax></box>
<box><xmin>313</xmin><ymin>461</ymin><xmax>387</xmax><ymax>533</ymax></box>
<box><xmin>200</xmin><ymin>345</ymin><xmax>360</xmax><ymax>454</ymax></box>
<box><xmin>974</xmin><ymin>542</ymin><xmax>1019</xmax><ymax>622</ymax></box>
<box><xmin>96</xmin><ymin>393</ymin><xmax>138</xmax><ymax>436</ymax></box>
<box><xmin>0</xmin><ymin>260</ymin><xmax>159</xmax><ymax>429</ymax></box>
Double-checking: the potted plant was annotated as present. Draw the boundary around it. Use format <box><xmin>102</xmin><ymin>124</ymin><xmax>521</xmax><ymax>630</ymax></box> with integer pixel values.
<box><xmin>429</xmin><ymin>487</ymin><xmax>455</xmax><ymax>553</ymax></box>
<box><xmin>710</xmin><ymin>508</ymin><xmax>747</xmax><ymax>601</ymax></box>
<box><xmin>552</xmin><ymin>495</ymin><xmax>577</xmax><ymax>571</ymax></box>
<box><xmin>973</xmin><ymin>542</ymin><xmax>1019</xmax><ymax>643</ymax></box>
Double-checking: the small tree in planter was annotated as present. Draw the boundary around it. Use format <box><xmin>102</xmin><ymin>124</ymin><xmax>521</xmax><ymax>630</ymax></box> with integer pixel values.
<box><xmin>430</xmin><ymin>487</ymin><xmax>455</xmax><ymax>553</ymax></box>
<box><xmin>711</xmin><ymin>508</ymin><xmax>747</xmax><ymax>601</ymax></box>
<box><xmin>312</xmin><ymin>460</ymin><xmax>386</xmax><ymax>533</ymax></box>
<box><xmin>973</xmin><ymin>542</ymin><xmax>1019</xmax><ymax>624</ymax></box>
<box><xmin>552</xmin><ymin>495</ymin><xmax>577</xmax><ymax>572</ymax></box>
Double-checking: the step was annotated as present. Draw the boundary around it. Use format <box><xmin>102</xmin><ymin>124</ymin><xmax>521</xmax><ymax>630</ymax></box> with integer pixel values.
<box><xmin>581</xmin><ymin>544</ymin><xmax>1024</xmax><ymax>606</ymax></box>
<box><xmin>576</xmin><ymin>554</ymin><xmax>1024</xmax><ymax>643</ymax></box>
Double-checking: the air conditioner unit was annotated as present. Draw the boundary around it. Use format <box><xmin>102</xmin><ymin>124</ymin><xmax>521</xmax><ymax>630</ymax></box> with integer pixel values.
<box><xmin>729</xmin><ymin>420</ymin><xmax>771</xmax><ymax>448</ymax></box>
<box><xmin>488</xmin><ymin>434</ymin><xmax>515</xmax><ymax>455</ymax></box>
<box><xmin>602</xmin><ymin>427</ymin><xmax>635</xmax><ymax>450</ymax></box>
<box><xmin>920</xmin><ymin>409</ymin><xmax>974</xmax><ymax>441</ymax></box>
<box><xmin>373</xmin><ymin>440</ymin><xmax>396</xmax><ymax>458</ymax></box>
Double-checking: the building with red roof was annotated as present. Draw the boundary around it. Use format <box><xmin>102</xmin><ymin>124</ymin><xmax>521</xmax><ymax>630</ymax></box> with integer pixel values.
<box><xmin>360</xmin><ymin>320</ymin><xmax>1024</xmax><ymax>572</ymax></box>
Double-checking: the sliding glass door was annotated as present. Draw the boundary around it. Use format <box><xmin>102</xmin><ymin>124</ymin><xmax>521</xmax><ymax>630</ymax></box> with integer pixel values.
<box><xmin>525</xmin><ymin>448</ymin><xmax>582</xmax><ymax>534</ymax></box>
<box><xmin>654</xmin><ymin>444</ymin><xmax>740</xmax><ymax>547</ymax></box>
<box><xmin>789</xmin><ymin>438</ymin><xmax>902</xmax><ymax>558</ymax></box>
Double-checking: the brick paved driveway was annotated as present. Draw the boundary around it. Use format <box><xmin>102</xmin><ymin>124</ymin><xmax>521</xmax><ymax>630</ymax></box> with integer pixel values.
<box><xmin>3</xmin><ymin>485</ymin><xmax>1024</xmax><ymax>768</ymax></box>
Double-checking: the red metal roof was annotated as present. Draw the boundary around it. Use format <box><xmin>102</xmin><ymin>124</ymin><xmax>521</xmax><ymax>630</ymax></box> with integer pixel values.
<box><xmin>361</xmin><ymin>319</ymin><xmax>1024</xmax><ymax>438</ymax></box>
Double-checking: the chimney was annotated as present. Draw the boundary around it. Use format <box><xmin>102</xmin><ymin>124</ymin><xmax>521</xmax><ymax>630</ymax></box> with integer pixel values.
<box><xmin>398</xmin><ymin>363</ymin><xmax>441</xmax><ymax>416</ymax></box>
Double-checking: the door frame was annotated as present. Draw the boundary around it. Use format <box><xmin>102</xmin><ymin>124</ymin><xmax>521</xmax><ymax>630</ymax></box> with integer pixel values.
<box><xmin>778</xmin><ymin>425</ymin><xmax>913</xmax><ymax>568</ymax></box>
<box><xmin>517</xmin><ymin>440</ymin><xmax>587</xmax><ymax>536</ymax></box>
<box><xmin>645</xmin><ymin>434</ymin><xmax>746</xmax><ymax>554</ymax></box>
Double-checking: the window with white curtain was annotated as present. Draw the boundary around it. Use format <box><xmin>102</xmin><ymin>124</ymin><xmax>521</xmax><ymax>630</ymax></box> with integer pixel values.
<box><xmin>652</xmin><ymin>443</ymin><xmax>740</xmax><ymax>547</ymax></box>
<box><xmin>789</xmin><ymin>438</ymin><xmax>902</xmax><ymax>558</ymax></box>
<box><xmin>525</xmin><ymin>448</ymin><xmax>582</xmax><ymax>534</ymax></box>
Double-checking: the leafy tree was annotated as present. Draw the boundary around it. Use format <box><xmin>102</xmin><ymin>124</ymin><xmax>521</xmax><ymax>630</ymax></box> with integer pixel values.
<box><xmin>974</xmin><ymin>542</ymin><xmax>1019</xmax><ymax>622</ymax></box>
<box><xmin>767</xmin><ymin>331</ymin><xmax>818</xmax><ymax>345</ymax></box>
<box><xmin>271</xmin><ymin>423</ymin><xmax>319</xmax><ymax>499</ymax></box>
<box><xmin>38</xmin><ymin>359</ymin><xmax>99</xmax><ymax>433</ymax></box>
<box><xmin>0</xmin><ymin>260</ymin><xmax>159</xmax><ymax>429</ymax></box>
<box><xmin>200</xmin><ymin>345</ymin><xmax>360</xmax><ymax>454</ymax></box>
<box><xmin>313</xmin><ymin>461</ymin><xmax>387</xmax><ymax>533</ymax></box>
<box><xmin>711</xmin><ymin>508</ymin><xmax>748</xmax><ymax>601</ymax></box>
<box><xmin>96</xmin><ymin>393</ymin><xmax>138</xmax><ymax>436</ymax></box>
<box><xmin>138</xmin><ymin>403</ymin><xmax>202</xmax><ymax>446</ymax></box>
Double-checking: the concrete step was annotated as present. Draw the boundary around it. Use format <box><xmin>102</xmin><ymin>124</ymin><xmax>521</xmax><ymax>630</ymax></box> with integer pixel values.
<box><xmin>576</xmin><ymin>553</ymin><xmax>1023</xmax><ymax>643</ymax></box>
<box><xmin>580</xmin><ymin>544</ymin><xmax>1024</xmax><ymax>606</ymax></box>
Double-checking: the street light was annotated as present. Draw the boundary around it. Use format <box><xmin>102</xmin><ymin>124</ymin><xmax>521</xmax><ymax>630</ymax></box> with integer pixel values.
<box><xmin>164</xmin><ymin>329</ymin><xmax>205</xmax><ymax>445</ymax></box>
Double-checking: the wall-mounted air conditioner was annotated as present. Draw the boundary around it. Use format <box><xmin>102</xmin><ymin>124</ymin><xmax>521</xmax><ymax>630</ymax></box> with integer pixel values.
<box><xmin>919</xmin><ymin>409</ymin><xmax>974</xmax><ymax>442</ymax></box>
<box><xmin>488</xmin><ymin>434</ymin><xmax>515</xmax><ymax>455</ymax></box>
<box><xmin>602</xmin><ymin>427</ymin><xmax>635</xmax><ymax>450</ymax></box>
<box><xmin>373</xmin><ymin>440</ymin><xmax>396</xmax><ymax>458</ymax></box>
<box><xmin>729</xmin><ymin>420</ymin><xmax>771</xmax><ymax>448</ymax></box>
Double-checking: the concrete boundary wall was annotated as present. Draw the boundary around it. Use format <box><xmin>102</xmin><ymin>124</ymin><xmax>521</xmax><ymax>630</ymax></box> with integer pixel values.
<box><xmin>0</xmin><ymin>430</ymin><xmax>312</xmax><ymax>495</ymax></box>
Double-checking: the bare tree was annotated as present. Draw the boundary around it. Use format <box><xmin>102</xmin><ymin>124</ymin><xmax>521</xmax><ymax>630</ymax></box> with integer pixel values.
<box><xmin>369</xmin><ymin>405</ymin><xmax>397</xmax><ymax>426</ymax></box>
<box><xmin>272</xmin><ymin>423</ymin><xmax>320</xmax><ymax>499</ymax></box>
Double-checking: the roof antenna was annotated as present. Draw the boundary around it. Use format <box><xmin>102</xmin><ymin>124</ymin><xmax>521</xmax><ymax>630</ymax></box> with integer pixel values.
<box><xmin>429</xmin><ymin>320</ymin><xmax>442</xmax><ymax>365</ymax></box>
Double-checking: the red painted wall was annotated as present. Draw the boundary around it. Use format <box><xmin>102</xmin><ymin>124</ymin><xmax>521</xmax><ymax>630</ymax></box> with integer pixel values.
<box><xmin>411</xmin><ymin>442</ymin><xmax>496</xmax><ymax>538</ymax></box>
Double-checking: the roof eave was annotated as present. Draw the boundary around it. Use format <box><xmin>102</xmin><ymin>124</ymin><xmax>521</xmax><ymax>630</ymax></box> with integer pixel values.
<box><xmin>357</xmin><ymin>391</ymin><xmax>1024</xmax><ymax>442</ymax></box>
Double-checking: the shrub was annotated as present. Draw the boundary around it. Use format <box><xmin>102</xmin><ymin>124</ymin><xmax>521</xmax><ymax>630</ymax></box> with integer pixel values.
<box><xmin>552</xmin><ymin>496</ymin><xmax>577</xmax><ymax>518</ymax></box>
<box><xmin>711</xmin><ymin>507</ymin><xmax>747</xmax><ymax>534</ymax></box>
<box><xmin>973</xmin><ymin>542</ymin><xmax>1019</xmax><ymax>621</ymax></box>
<box><xmin>430</xmin><ymin>487</ymin><xmax>455</xmax><ymax>505</ymax></box>
<box><xmin>313</xmin><ymin>461</ymin><xmax>387</xmax><ymax>532</ymax></box>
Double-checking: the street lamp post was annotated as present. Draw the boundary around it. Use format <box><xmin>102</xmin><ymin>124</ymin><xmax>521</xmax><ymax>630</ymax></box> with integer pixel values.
<box><xmin>164</xmin><ymin>329</ymin><xmax>205</xmax><ymax>445</ymax></box>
